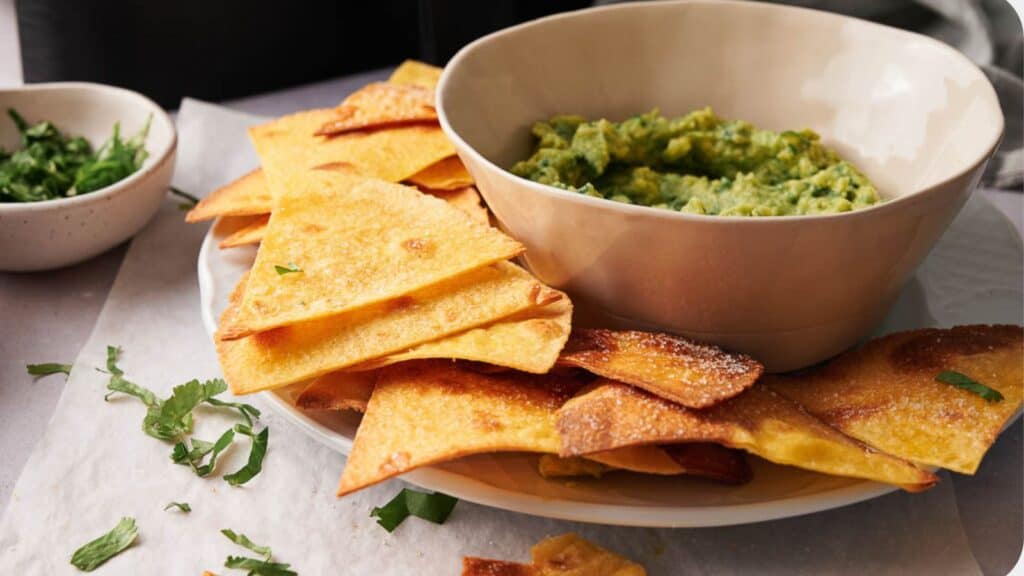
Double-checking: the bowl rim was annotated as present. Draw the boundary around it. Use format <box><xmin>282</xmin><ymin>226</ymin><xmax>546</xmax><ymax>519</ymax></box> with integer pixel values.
<box><xmin>436</xmin><ymin>0</ymin><xmax>1005</xmax><ymax>225</ymax></box>
<box><xmin>0</xmin><ymin>81</ymin><xmax>177</xmax><ymax>213</ymax></box>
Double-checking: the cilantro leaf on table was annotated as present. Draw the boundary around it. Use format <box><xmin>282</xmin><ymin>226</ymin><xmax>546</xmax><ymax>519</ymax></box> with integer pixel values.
<box><xmin>370</xmin><ymin>488</ymin><xmax>458</xmax><ymax>532</ymax></box>
<box><xmin>207</xmin><ymin>396</ymin><xmax>262</xmax><ymax>428</ymax></box>
<box><xmin>164</xmin><ymin>502</ymin><xmax>191</xmax><ymax>513</ymax></box>
<box><xmin>221</xmin><ymin>529</ymin><xmax>271</xmax><ymax>560</ymax></box>
<box><xmin>143</xmin><ymin>378</ymin><xmax>226</xmax><ymax>440</ymax></box>
<box><xmin>222</xmin><ymin>528</ymin><xmax>297</xmax><ymax>575</ymax></box>
<box><xmin>69</xmin><ymin>517</ymin><xmax>138</xmax><ymax>572</ymax></box>
<box><xmin>224</xmin><ymin>425</ymin><xmax>269</xmax><ymax>486</ymax></box>
<box><xmin>172</xmin><ymin>427</ymin><xmax>236</xmax><ymax>477</ymax></box>
<box><xmin>26</xmin><ymin>362</ymin><xmax>72</xmax><ymax>380</ymax></box>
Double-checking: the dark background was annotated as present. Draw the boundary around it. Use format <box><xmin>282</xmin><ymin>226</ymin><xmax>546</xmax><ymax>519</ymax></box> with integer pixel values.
<box><xmin>14</xmin><ymin>0</ymin><xmax>1023</xmax><ymax>109</ymax></box>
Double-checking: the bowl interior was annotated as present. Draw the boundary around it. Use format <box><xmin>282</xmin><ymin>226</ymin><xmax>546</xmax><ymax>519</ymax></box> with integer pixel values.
<box><xmin>440</xmin><ymin>0</ymin><xmax>1002</xmax><ymax>199</ymax></box>
<box><xmin>0</xmin><ymin>83</ymin><xmax>175</xmax><ymax>187</ymax></box>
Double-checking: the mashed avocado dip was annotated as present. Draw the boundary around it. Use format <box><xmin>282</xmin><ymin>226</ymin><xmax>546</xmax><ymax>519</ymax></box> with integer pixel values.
<box><xmin>511</xmin><ymin>108</ymin><xmax>880</xmax><ymax>216</ymax></box>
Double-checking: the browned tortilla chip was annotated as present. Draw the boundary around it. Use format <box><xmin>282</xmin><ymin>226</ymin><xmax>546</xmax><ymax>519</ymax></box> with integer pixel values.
<box><xmin>248</xmin><ymin>107</ymin><xmax>454</xmax><ymax>189</ymax></box>
<box><xmin>406</xmin><ymin>156</ymin><xmax>474</xmax><ymax>190</ymax></box>
<box><xmin>463</xmin><ymin>533</ymin><xmax>645</xmax><ymax>576</ymax></box>
<box><xmin>315</xmin><ymin>82</ymin><xmax>437</xmax><ymax>136</ymax></box>
<box><xmin>218</xmin><ymin>214</ymin><xmax>269</xmax><ymax>249</ymax></box>
<box><xmin>389</xmin><ymin>60</ymin><xmax>443</xmax><ymax>88</ymax></box>
<box><xmin>219</xmin><ymin>172</ymin><xmax>523</xmax><ymax>339</ymax></box>
<box><xmin>294</xmin><ymin>370</ymin><xmax>377</xmax><ymax>412</ymax></box>
<box><xmin>557</xmin><ymin>329</ymin><xmax>763</xmax><ymax>409</ymax></box>
<box><xmin>424</xmin><ymin>186</ymin><xmax>489</xmax><ymax>224</ymax></box>
<box><xmin>217</xmin><ymin>262</ymin><xmax>560</xmax><ymax>394</ymax></box>
<box><xmin>462</xmin><ymin>558</ymin><xmax>535</xmax><ymax>576</ymax></box>
<box><xmin>185</xmin><ymin>169</ymin><xmax>272</xmax><ymax>222</ymax></box>
<box><xmin>556</xmin><ymin>380</ymin><xmax>937</xmax><ymax>491</ymax></box>
<box><xmin>337</xmin><ymin>362</ymin><xmax>583</xmax><ymax>496</ymax></box>
<box><xmin>539</xmin><ymin>443</ymin><xmax>750</xmax><ymax>483</ymax></box>
<box><xmin>768</xmin><ymin>325</ymin><xmax>1024</xmax><ymax>474</ymax></box>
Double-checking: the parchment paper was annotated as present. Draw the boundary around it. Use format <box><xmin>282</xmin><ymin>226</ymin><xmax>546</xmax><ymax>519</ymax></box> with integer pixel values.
<box><xmin>0</xmin><ymin>99</ymin><xmax>988</xmax><ymax>575</ymax></box>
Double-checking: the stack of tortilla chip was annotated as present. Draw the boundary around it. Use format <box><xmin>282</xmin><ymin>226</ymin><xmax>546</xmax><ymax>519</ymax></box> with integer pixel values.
<box><xmin>189</xmin><ymin>61</ymin><xmax>1023</xmax><ymax>504</ymax></box>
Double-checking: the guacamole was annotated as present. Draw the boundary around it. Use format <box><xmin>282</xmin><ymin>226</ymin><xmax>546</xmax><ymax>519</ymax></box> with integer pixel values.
<box><xmin>511</xmin><ymin>108</ymin><xmax>880</xmax><ymax>216</ymax></box>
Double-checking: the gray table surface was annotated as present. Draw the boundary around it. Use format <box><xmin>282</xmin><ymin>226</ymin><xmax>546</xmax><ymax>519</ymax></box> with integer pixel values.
<box><xmin>1</xmin><ymin>68</ymin><xmax>1022</xmax><ymax>574</ymax></box>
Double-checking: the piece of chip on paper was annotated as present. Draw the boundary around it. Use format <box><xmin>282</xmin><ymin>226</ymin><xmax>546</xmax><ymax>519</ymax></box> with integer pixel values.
<box><xmin>556</xmin><ymin>380</ymin><xmax>938</xmax><ymax>491</ymax></box>
<box><xmin>768</xmin><ymin>325</ymin><xmax>1024</xmax><ymax>474</ymax></box>
<box><xmin>337</xmin><ymin>362</ymin><xmax>584</xmax><ymax>496</ymax></box>
<box><xmin>218</xmin><ymin>172</ymin><xmax>523</xmax><ymax>339</ymax></box>
<box><xmin>406</xmin><ymin>155</ymin><xmax>474</xmax><ymax>191</ymax></box>
<box><xmin>462</xmin><ymin>533</ymin><xmax>647</xmax><ymax>576</ymax></box>
<box><xmin>185</xmin><ymin>169</ymin><xmax>273</xmax><ymax>222</ymax></box>
<box><xmin>388</xmin><ymin>59</ymin><xmax>443</xmax><ymax>88</ymax></box>
<box><xmin>557</xmin><ymin>329</ymin><xmax>763</xmax><ymax>409</ymax></box>
<box><xmin>216</xmin><ymin>262</ymin><xmax>560</xmax><ymax>394</ymax></box>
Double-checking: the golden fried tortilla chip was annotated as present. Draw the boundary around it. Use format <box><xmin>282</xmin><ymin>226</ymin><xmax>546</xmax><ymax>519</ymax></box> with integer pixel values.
<box><xmin>424</xmin><ymin>186</ymin><xmax>489</xmax><ymax>224</ymax></box>
<box><xmin>768</xmin><ymin>325</ymin><xmax>1024</xmax><ymax>474</ymax></box>
<box><xmin>556</xmin><ymin>380</ymin><xmax>937</xmax><ymax>491</ymax></box>
<box><xmin>462</xmin><ymin>533</ymin><xmax>646</xmax><ymax>576</ymax></box>
<box><xmin>248</xmin><ymin>108</ymin><xmax>454</xmax><ymax>189</ymax></box>
<box><xmin>315</xmin><ymin>82</ymin><xmax>437</xmax><ymax>136</ymax></box>
<box><xmin>557</xmin><ymin>329</ymin><xmax>763</xmax><ymax>409</ymax></box>
<box><xmin>219</xmin><ymin>214</ymin><xmax>269</xmax><ymax>249</ymax></box>
<box><xmin>217</xmin><ymin>262</ymin><xmax>560</xmax><ymax>394</ymax></box>
<box><xmin>337</xmin><ymin>362</ymin><xmax>583</xmax><ymax>495</ymax></box>
<box><xmin>219</xmin><ymin>172</ymin><xmax>523</xmax><ymax>339</ymax></box>
<box><xmin>406</xmin><ymin>155</ymin><xmax>474</xmax><ymax>191</ymax></box>
<box><xmin>538</xmin><ymin>444</ymin><xmax>750</xmax><ymax>483</ymax></box>
<box><xmin>294</xmin><ymin>370</ymin><xmax>377</xmax><ymax>412</ymax></box>
<box><xmin>185</xmin><ymin>169</ymin><xmax>273</xmax><ymax>222</ymax></box>
<box><xmin>389</xmin><ymin>60</ymin><xmax>443</xmax><ymax>88</ymax></box>
<box><xmin>463</xmin><ymin>557</ymin><xmax>535</xmax><ymax>576</ymax></box>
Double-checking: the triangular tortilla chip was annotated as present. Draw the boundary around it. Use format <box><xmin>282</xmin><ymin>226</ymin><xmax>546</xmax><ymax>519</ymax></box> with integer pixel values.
<box><xmin>389</xmin><ymin>60</ymin><xmax>443</xmax><ymax>88</ymax></box>
<box><xmin>463</xmin><ymin>558</ymin><xmax>534</xmax><ymax>576</ymax></box>
<box><xmin>463</xmin><ymin>533</ymin><xmax>646</xmax><ymax>576</ymax></box>
<box><xmin>315</xmin><ymin>82</ymin><xmax>437</xmax><ymax>136</ymax></box>
<box><xmin>406</xmin><ymin>156</ymin><xmax>474</xmax><ymax>191</ymax></box>
<box><xmin>219</xmin><ymin>172</ymin><xmax>523</xmax><ymax>339</ymax></box>
<box><xmin>768</xmin><ymin>325</ymin><xmax>1023</xmax><ymax>474</ymax></box>
<box><xmin>423</xmin><ymin>186</ymin><xmax>489</xmax><ymax>224</ymax></box>
<box><xmin>557</xmin><ymin>329</ymin><xmax>762</xmax><ymax>409</ymax></box>
<box><xmin>248</xmin><ymin>107</ymin><xmax>454</xmax><ymax>189</ymax></box>
<box><xmin>185</xmin><ymin>169</ymin><xmax>272</xmax><ymax>222</ymax></box>
<box><xmin>295</xmin><ymin>370</ymin><xmax>377</xmax><ymax>412</ymax></box>
<box><xmin>556</xmin><ymin>381</ymin><xmax>937</xmax><ymax>491</ymax></box>
<box><xmin>217</xmin><ymin>262</ymin><xmax>561</xmax><ymax>394</ymax></box>
<box><xmin>337</xmin><ymin>362</ymin><xmax>584</xmax><ymax>495</ymax></box>
<box><xmin>539</xmin><ymin>443</ymin><xmax>750</xmax><ymax>483</ymax></box>
<box><xmin>219</xmin><ymin>214</ymin><xmax>269</xmax><ymax>249</ymax></box>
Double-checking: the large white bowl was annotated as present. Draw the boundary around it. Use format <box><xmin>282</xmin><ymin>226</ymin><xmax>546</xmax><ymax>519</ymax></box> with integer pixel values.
<box><xmin>436</xmin><ymin>0</ymin><xmax>1004</xmax><ymax>371</ymax></box>
<box><xmin>0</xmin><ymin>83</ymin><xmax>176</xmax><ymax>272</ymax></box>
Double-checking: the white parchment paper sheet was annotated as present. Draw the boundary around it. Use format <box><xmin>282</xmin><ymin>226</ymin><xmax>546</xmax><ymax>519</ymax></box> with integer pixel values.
<box><xmin>0</xmin><ymin>99</ymin><xmax>987</xmax><ymax>575</ymax></box>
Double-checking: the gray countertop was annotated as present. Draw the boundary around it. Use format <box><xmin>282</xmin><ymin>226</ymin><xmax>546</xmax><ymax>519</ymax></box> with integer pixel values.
<box><xmin>1</xmin><ymin>69</ymin><xmax>1021</xmax><ymax>574</ymax></box>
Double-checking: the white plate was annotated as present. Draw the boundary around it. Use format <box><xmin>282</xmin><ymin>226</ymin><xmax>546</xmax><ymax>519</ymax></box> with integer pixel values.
<box><xmin>197</xmin><ymin>194</ymin><xmax>1023</xmax><ymax>527</ymax></box>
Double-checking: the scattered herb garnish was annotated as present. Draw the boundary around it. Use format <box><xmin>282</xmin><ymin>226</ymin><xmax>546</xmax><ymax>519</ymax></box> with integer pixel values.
<box><xmin>370</xmin><ymin>488</ymin><xmax>458</xmax><ymax>532</ymax></box>
<box><xmin>164</xmin><ymin>501</ymin><xmax>191</xmax><ymax>513</ymax></box>
<box><xmin>224</xmin><ymin>425</ymin><xmax>269</xmax><ymax>486</ymax></box>
<box><xmin>222</xmin><ymin>528</ymin><xmax>297</xmax><ymax>575</ymax></box>
<box><xmin>69</xmin><ymin>517</ymin><xmax>138</xmax><ymax>572</ymax></box>
<box><xmin>26</xmin><ymin>362</ymin><xmax>72</xmax><ymax>380</ymax></box>
<box><xmin>936</xmin><ymin>370</ymin><xmax>1004</xmax><ymax>403</ymax></box>
<box><xmin>274</xmin><ymin>262</ymin><xmax>302</xmax><ymax>275</ymax></box>
<box><xmin>173</xmin><ymin>427</ymin><xmax>236</xmax><ymax>477</ymax></box>
<box><xmin>1</xmin><ymin>109</ymin><xmax>150</xmax><ymax>203</ymax></box>
<box><xmin>207</xmin><ymin>397</ymin><xmax>262</xmax><ymax>428</ymax></box>
<box><xmin>169</xmin><ymin>186</ymin><xmax>199</xmax><ymax>210</ymax></box>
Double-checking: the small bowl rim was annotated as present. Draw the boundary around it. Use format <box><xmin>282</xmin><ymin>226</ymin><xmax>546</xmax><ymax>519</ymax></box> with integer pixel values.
<box><xmin>436</xmin><ymin>0</ymin><xmax>1005</xmax><ymax>225</ymax></box>
<box><xmin>0</xmin><ymin>81</ymin><xmax>177</xmax><ymax>213</ymax></box>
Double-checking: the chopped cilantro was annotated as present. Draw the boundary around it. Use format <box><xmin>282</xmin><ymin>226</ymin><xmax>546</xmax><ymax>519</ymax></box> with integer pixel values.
<box><xmin>370</xmin><ymin>488</ymin><xmax>458</xmax><ymax>532</ymax></box>
<box><xmin>222</xmin><ymin>528</ymin><xmax>296</xmax><ymax>575</ymax></box>
<box><xmin>224</xmin><ymin>425</ymin><xmax>269</xmax><ymax>486</ymax></box>
<box><xmin>26</xmin><ymin>362</ymin><xmax>72</xmax><ymax>380</ymax></box>
<box><xmin>69</xmin><ymin>517</ymin><xmax>138</xmax><ymax>571</ymax></box>
<box><xmin>164</xmin><ymin>502</ymin><xmax>191</xmax><ymax>513</ymax></box>
<box><xmin>936</xmin><ymin>370</ymin><xmax>1004</xmax><ymax>403</ymax></box>
<box><xmin>274</xmin><ymin>262</ymin><xmax>301</xmax><ymax>275</ymax></box>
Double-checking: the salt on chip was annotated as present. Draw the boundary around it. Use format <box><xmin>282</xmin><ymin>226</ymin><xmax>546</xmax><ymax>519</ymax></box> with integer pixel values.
<box><xmin>406</xmin><ymin>155</ymin><xmax>474</xmax><ymax>191</ymax></box>
<box><xmin>768</xmin><ymin>325</ymin><xmax>1024</xmax><ymax>475</ymax></box>
<box><xmin>219</xmin><ymin>214</ymin><xmax>269</xmax><ymax>249</ymax></box>
<box><xmin>556</xmin><ymin>380</ymin><xmax>938</xmax><ymax>491</ymax></box>
<box><xmin>217</xmin><ymin>262</ymin><xmax>561</xmax><ymax>394</ymax></box>
<box><xmin>295</xmin><ymin>370</ymin><xmax>377</xmax><ymax>412</ymax></box>
<box><xmin>185</xmin><ymin>169</ymin><xmax>272</xmax><ymax>222</ymax></box>
<box><xmin>248</xmin><ymin>107</ymin><xmax>454</xmax><ymax>190</ymax></box>
<box><xmin>389</xmin><ymin>59</ymin><xmax>443</xmax><ymax>88</ymax></box>
<box><xmin>219</xmin><ymin>171</ymin><xmax>523</xmax><ymax>339</ymax></box>
<box><xmin>315</xmin><ymin>82</ymin><xmax>437</xmax><ymax>136</ymax></box>
<box><xmin>337</xmin><ymin>362</ymin><xmax>584</xmax><ymax>496</ymax></box>
<box><xmin>558</xmin><ymin>329</ymin><xmax>762</xmax><ymax>409</ymax></box>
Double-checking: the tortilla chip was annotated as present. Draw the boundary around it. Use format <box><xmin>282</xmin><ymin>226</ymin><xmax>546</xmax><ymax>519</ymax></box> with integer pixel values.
<box><xmin>538</xmin><ymin>455</ymin><xmax>609</xmax><ymax>479</ymax></box>
<box><xmin>295</xmin><ymin>370</ymin><xmax>377</xmax><ymax>412</ymax></box>
<box><xmin>539</xmin><ymin>443</ymin><xmax>750</xmax><ymax>483</ymax></box>
<box><xmin>350</xmin><ymin>295</ymin><xmax>571</xmax><ymax>374</ymax></box>
<box><xmin>406</xmin><ymin>156</ymin><xmax>474</xmax><ymax>191</ymax></box>
<box><xmin>248</xmin><ymin>107</ymin><xmax>454</xmax><ymax>190</ymax></box>
<box><xmin>424</xmin><ymin>186</ymin><xmax>489</xmax><ymax>224</ymax></box>
<box><xmin>217</xmin><ymin>262</ymin><xmax>561</xmax><ymax>394</ymax></box>
<box><xmin>337</xmin><ymin>362</ymin><xmax>583</xmax><ymax>495</ymax></box>
<box><xmin>219</xmin><ymin>214</ymin><xmax>269</xmax><ymax>249</ymax></box>
<box><xmin>389</xmin><ymin>60</ymin><xmax>443</xmax><ymax>88</ymax></box>
<box><xmin>463</xmin><ymin>534</ymin><xmax>645</xmax><ymax>576</ymax></box>
<box><xmin>556</xmin><ymin>380</ymin><xmax>937</xmax><ymax>491</ymax></box>
<box><xmin>219</xmin><ymin>172</ymin><xmax>523</xmax><ymax>339</ymax></box>
<box><xmin>185</xmin><ymin>169</ymin><xmax>272</xmax><ymax>222</ymax></box>
<box><xmin>768</xmin><ymin>325</ymin><xmax>1024</xmax><ymax>474</ymax></box>
<box><xmin>315</xmin><ymin>82</ymin><xmax>437</xmax><ymax>136</ymax></box>
<box><xmin>557</xmin><ymin>329</ymin><xmax>763</xmax><ymax>409</ymax></box>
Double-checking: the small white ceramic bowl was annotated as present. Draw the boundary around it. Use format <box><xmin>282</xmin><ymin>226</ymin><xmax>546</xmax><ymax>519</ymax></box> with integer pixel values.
<box><xmin>0</xmin><ymin>82</ymin><xmax>176</xmax><ymax>271</ymax></box>
<box><xmin>437</xmin><ymin>0</ymin><xmax>1004</xmax><ymax>372</ymax></box>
